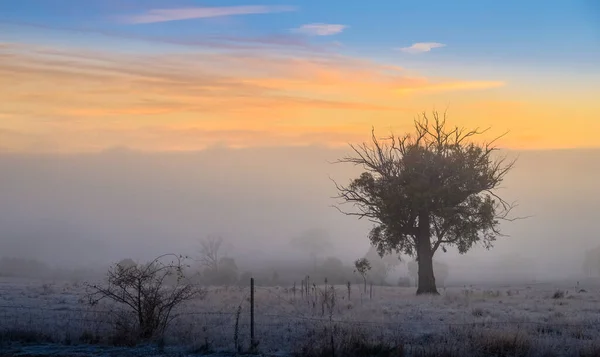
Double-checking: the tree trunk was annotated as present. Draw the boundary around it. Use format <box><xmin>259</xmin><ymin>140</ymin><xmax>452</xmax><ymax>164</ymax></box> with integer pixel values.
<box><xmin>416</xmin><ymin>211</ymin><xmax>438</xmax><ymax>295</ymax></box>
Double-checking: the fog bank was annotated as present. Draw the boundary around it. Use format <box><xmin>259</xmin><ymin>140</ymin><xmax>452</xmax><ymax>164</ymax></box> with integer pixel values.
<box><xmin>0</xmin><ymin>146</ymin><xmax>598</xmax><ymax>284</ymax></box>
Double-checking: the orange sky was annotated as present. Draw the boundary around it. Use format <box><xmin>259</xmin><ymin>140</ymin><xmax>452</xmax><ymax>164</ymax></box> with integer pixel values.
<box><xmin>1</xmin><ymin>34</ymin><xmax>599</xmax><ymax>153</ymax></box>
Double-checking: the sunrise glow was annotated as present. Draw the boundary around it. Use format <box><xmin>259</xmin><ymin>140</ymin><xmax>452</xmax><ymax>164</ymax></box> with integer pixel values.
<box><xmin>1</xmin><ymin>1</ymin><xmax>599</xmax><ymax>152</ymax></box>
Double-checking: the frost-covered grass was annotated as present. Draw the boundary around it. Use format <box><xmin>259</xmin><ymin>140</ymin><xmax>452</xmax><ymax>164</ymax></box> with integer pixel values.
<box><xmin>1</xmin><ymin>277</ymin><xmax>600</xmax><ymax>356</ymax></box>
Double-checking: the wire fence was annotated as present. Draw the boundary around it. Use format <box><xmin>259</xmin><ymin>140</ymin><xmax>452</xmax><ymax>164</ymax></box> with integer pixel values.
<box><xmin>1</xmin><ymin>279</ymin><xmax>600</xmax><ymax>355</ymax></box>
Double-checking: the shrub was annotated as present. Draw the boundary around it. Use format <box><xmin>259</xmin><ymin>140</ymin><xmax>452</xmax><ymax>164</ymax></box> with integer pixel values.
<box><xmin>84</xmin><ymin>253</ymin><xmax>205</xmax><ymax>342</ymax></box>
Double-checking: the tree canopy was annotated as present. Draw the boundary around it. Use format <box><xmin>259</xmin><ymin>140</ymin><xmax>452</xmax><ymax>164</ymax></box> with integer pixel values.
<box><xmin>333</xmin><ymin>111</ymin><xmax>517</xmax><ymax>294</ymax></box>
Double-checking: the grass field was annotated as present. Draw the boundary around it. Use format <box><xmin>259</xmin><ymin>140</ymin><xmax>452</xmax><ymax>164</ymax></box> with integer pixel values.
<box><xmin>1</xmin><ymin>277</ymin><xmax>600</xmax><ymax>356</ymax></box>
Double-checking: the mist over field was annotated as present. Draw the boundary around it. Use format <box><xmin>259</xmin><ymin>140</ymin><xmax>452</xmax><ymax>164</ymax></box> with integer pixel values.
<box><xmin>1</xmin><ymin>146</ymin><xmax>598</xmax><ymax>284</ymax></box>
<box><xmin>2</xmin><ymin>1</ymin><xmax>600</xmax><ymax>355</ymax></box>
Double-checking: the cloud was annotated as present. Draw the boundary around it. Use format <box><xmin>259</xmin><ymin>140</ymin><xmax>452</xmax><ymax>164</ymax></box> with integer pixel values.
<box><xmin>121</xmin><ymin>5</ymin><xmax>297</xmax><ymax>24</ymax></box>
<box><xmin>292</xmin><ymin>23</ymin><xmax>347</xmax><ymax>36</ymax></box>
<box><xmin>0</xmin><ymin>41</ymin><xmax>508</xmax><ymax>153</ymax></box>
<box><xmin>398</xmin><ymin>42</ymin><xmax>446</xmax><ymax>54</ymax></box>
<box><xmin>4</xmin><ymin>21</ymin><xmax>324</xmax><ymax>54</ymax></box>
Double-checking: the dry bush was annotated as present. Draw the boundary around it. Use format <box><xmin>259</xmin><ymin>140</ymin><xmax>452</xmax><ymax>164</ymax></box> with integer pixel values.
<box><xmin>552</xmin><ymin>290</ymin><xmax>565</xmax><ymax>299</ymax></box>
<box><xmin>84</xmin><ymin>254</ymin><xmax>205</xmax><ymax>342</ymax></box>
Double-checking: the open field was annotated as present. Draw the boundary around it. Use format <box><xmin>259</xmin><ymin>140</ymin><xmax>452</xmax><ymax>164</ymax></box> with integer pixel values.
<box><xmin>1</xmin><ymin>277</ymin><xmax>600</xmax><ymax>356</ymax></box>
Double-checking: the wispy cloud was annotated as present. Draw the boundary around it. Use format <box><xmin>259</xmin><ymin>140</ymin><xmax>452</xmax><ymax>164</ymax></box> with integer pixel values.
<box><xmin>398</xmin><ymin>42</ymin><xmax>446</xmax><ymax>54</ymax></box>
<box><xmin>3</xmin><ymin>21</ymin><xmax>324</xmax><ymax>54</ymax></box>
<box><xmin>120</xmin><ymin>5</ymin><xmax>297</xmax><ymax>24</ymax></box>
<box><xmin>0</xmin><ymin>41</ymin><xmax>507</xmax><ymax>152</ymax></box>
<box><xmin>292</xmin><ymin>23</ymin><xmax>347</xmax><ymax>36</ymax></box>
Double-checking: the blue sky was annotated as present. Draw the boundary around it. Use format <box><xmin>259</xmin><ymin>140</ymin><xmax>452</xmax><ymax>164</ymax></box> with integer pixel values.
<box><xmin>2</xmin><ymin>0</ymin><xmax>599</xmax><ymax>68</ymax></box>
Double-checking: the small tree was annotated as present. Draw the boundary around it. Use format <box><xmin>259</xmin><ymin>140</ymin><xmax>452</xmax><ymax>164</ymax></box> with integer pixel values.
<box><xmin>334</xmin><ymin>111</ymin><xmax>518</xmax><ymax>294</ymax></box>
<box><xmin>198</xmin><ymin>235</ymin><xmax>224</xmax><ymax>272</ymax></box>
<box><xmin>354</xmin><ymin>258</ymin><xmax>371</xmax><ymax>293</ymax></box>
<box><xmin>85</xmin><ymin>254</ymin><xmax>205</xmax><ymax>340</ymax></box>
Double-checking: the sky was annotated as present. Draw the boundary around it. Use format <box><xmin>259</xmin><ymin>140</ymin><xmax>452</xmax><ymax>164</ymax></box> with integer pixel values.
<box><xmin>1</xmin><ymin>2</ymin><xmax>600</xmax><ymax>284</ymax></box>
<box><xmin>1</xmin><ymin>0</ymin><xmax>599</xmax><ymax>152</ymax></box>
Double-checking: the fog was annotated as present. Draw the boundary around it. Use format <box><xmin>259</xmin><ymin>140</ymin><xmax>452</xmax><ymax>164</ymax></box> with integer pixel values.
<box><xmin>0</xmin><ymin>146</ymin><xmax>598</xmax><ymax>285</ymax></box>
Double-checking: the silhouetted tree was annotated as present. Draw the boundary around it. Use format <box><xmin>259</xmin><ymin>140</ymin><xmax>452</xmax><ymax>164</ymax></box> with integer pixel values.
<box><xmin>198</xmin><ymin>235</ymin><xmax>223</xmax><ymax>271</ymax></box>
<box><xmin>333</xmin><ymin>111</ymin><xmax>517</xmax><ymax>294</ymax></box>
<box><xmin>85</xmin><ymin>254</ymin><xmax>205</xmax><ymax>340</ymax></box>
<box><xmin>354</xmin><ymin>258</ymin><xmax>371</xmax><ymax>293</ymax></box>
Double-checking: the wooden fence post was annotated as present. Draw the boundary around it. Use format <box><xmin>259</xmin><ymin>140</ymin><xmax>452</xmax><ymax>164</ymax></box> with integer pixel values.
<box><xmin>250</xmin><ymin>277</ymin><xmax>256</xmax><ymax>353</ymax></box>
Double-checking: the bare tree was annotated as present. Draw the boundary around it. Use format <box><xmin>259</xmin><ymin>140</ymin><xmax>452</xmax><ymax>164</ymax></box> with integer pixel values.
<box><xmin>85</xmin><ymin>254</ymin><xmax>205</xmax><ymax>340</ymax></box>
<box><xmin>198</xmin><ymin>235</ymin><xmax>223</xmax><ymax>272</ymax></box>
<box><xmin>333</xmin><ymin>111</ymin><xmax>519</xmax><ymax>294</ymax></box>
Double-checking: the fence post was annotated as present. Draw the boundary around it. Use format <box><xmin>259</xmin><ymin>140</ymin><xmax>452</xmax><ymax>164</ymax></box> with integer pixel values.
<box><xmin>347</xmin><ymin>281</ymin><xmax>351</xmax><ymax>301</ymax></box>
<box><xmin>250</xmin><ymin>277</ymin><xmax>256</xmax><ymax>353</ymax></box>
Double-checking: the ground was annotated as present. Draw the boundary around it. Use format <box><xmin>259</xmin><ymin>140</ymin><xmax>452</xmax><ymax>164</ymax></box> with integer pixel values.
<box><xmin>1</xmin><ymin>277</ymin><xmax>600</xmax><ymax>356</ymax></box>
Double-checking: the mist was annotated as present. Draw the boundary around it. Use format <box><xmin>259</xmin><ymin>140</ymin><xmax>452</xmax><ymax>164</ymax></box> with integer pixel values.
<box><xmin>1</xmin><ymin>146</ymin><xmax>598</xmax><ymax>285</ymax></box>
